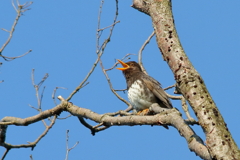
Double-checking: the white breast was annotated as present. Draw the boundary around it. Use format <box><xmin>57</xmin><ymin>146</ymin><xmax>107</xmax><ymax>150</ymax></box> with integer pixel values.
<box><xmin>128</xmin><ymin>80</ymin><xmax>157</xmax><ymax>111</ymax></box>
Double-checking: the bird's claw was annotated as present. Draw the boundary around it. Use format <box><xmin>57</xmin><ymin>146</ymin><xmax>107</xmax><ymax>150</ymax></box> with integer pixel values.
<box><xmin>137</xmin><ymin>109</ymin><xmax>149</xmax><ymax>115</ymax></box>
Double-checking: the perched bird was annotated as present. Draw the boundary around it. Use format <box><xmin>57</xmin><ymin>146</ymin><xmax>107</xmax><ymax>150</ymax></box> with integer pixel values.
<box><xmin>116</xmin><ymin>59</ymin><xmax>173</xmax><ymax>115</ymax></box>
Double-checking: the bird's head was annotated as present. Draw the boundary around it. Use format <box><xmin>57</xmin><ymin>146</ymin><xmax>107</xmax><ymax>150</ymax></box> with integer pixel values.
<box><xmin>116</xmin><ymin>60</ymin><xmax>142</xmax><ymax>75</ymax></box>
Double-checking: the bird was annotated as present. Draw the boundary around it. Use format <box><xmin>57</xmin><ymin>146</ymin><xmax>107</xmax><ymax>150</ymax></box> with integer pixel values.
<box><xmin>116</xmin><ymin>59</ymin><xmax>173</xmax><ymax>115</ymax></box>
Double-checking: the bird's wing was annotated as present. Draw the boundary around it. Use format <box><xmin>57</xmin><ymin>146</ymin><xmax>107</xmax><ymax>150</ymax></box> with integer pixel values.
<box><xmin>141</xmin><ymin>74</ymin><xmax>173</xmax><ymax>109</ymax></box>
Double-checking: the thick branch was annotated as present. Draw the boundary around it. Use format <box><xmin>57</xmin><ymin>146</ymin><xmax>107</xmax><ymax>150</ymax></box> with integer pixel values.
<box><xmin>132</xmin><ymin>0</ymin><xmax>240</xmax><ymax>159</ymax></box>
<box><xmin>63</xmin><ymin>99</ymin><xmax>211</xmax><ymax>159</ymax></box>
<box><xmin>0</xmin><ymin>103</ymin><xmax>64</xmax><ymax>126</ymax></box>
<box><xmin>0</xmin><ymin>97</ymin><xmax>210</xmax><ymax>159</ymax></box>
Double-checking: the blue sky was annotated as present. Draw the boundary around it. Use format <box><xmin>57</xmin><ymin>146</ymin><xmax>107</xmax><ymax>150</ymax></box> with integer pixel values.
<box><xmin>0</xmin><ymin>0</ymin><xmax>240</xmax><ymax>159</ymax></box>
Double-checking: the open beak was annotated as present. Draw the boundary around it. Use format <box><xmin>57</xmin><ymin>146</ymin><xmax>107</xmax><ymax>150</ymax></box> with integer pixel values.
<box><xmin>116</xmin><ymin>59</ymin><xmax>129</xmax><ymax>71</ymax></box>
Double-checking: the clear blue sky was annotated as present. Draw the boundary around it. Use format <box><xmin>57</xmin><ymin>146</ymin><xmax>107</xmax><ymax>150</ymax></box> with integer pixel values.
<box><xmin>0</xmin><ymin>1</ymin><xmax>240</xmax><ymax>159</ymax></box>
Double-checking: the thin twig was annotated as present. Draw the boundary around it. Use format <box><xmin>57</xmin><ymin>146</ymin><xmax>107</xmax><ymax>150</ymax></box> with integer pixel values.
<box><xmin>179</xmin><ymin>95</ymin><xmax>196</xmax><ymax>123</ymax></box>
<box><xmin>0</xmin><ymin>1</ymin><xmax>32</xmax><ymax>61</ymax></box>
<box><xmin>1</xmin><ymin>148</ymin><xmax>10</xmax><ymax>160</ymax></box>
<box><xmin>1</xmin><ymin>115</ymin><xmax>57</xmax><ymax>150</ymax></box>
<box><xmin>1</xmin><ymin>28</ymin><xmax>10</xmax><ymax>32</ymax></box>
<box><xmin>31</xmin><ymin>71</ymin><xmax>49</xmax><ymax>109</ymax></box>
<box><xmin>165</xmin><ymin>92</ymin><xmax>196</xmax><ymax>123</ymax></box>
<box><xmin>99</xmin><ymin>59</ymin><xmax>131</xmax><ymax>106</ymax></box>
<box><xmin>1</xmin><ymin>50</ymin><xmax>32</xmax><ymax>61</ymax></box>
<box><xmin>11</xmin><ymin>0</ymin><xmax>18</xmax><ymax>12</ymax></box>
<box><xmin>65</xmin><ymin>130</ymin><xmax>79</xmax><ymax>160</ymax></box>
<box><xmin>121</xmin><ymin>53</ymin><xmax>137</xmax><ymax>61</ymax></box>
<box><xmin>96</xmin><ymin>0</ymin><xmax>104</xmax><ymax>52</ymax></box>
<box><xmin>163</xmin><ymin>84</ymin><xmax>176</xmax><ymax>91</ymax></box>
<box><xmin>93</xmin><ymin>122</ymin><xmax>104</xmax><ymax>129</ymax></box>
<box><xmin>65</xmin><ymin>0</ymin><xmax>105</xmax><ymax>101</ymax></box>
<box><xmin>97</xmin><ymin>0</ymin><xmax>130</xmax><ymax>106</ymax></box>
<box><xmin>77</xmin><ymin>100</ymin><xmax>132</xmax><ymax>136</ymax></box>
<box><xmin>78</xmin><ymin>103</ymin><xmax>132</xmax><ymax>135</ymax></box>
<box><xmin>28</xmin><ymin>104</ymin><xmax>38</xmax><ymax>111</ymax></box>
<box><xmin>78</xmin><ymin>103</ymin><xmax>133</xmax><ymax>135</ymax></box>
<box><xmin>0</xmin><ymin>1</ymin><xmax>22</xmax><ymax>52</ymax></box>
<box><xmin>66</xmin><ymin>0</ymin><xmax>118</xmax><ymax>101</ymax></box>
<box><xmin>52</xmin><ymin>87</ymin><xmax>68</xmax><ymax>105</ymax></box>
<box><xmin>78</xmin><ymin>117</ymin><xmax>96</xmax><ymax>135</ymax></box>
<box><xmin>105</xmin><ymin>62</ymin><xmax>119</xmax><ymax>71</ymax></box>
<box><xmin>94</xmin><ymin>126</ymin><xmax>110</xmax><ymax>133</ymax></box>
<box><xmin>104</xmin><ymin>110</ymin><xmax>134</xmax><ymax>116</ymax></box>
<box><xmin>31</xmin><ymin>69</ymin><xmax>49</xmax><ymax>127</ymax></box>
<box><xmin>37</xmin><ymin>73</ymin><xmax>48</xmax><ymax>89</ymax></box>
<box><xmin>39</xmin><ymin>86</ymin><xmax>46</xmax><ymax>110</ymax></box>
<box><xmin>114</xmin><ymin>88</ymin><xmax>127</xmax><ymax>92</ymax></box>
<box><xmin>105</xmin><ymin>53</ymin><xmax>136</xmax><ymax>71</ymax></box>
<box><xmin>97</xmin><ymin>21</ymin><xmax>120</xmax><ymax>31</ymax></box>
<box><xmin>138</xmin><ymin>30</ymin><xmax>155</xmax><ymax>74</ymax></box>
<box><xmin>57</xmin><ymin>114</ymin><xmax>72</xmax><ymax>120</ymax></box>
<box><xmin>106</xmin><ymin>56</ymin><xmax>132</xmax><ymax>94</ymax></box>
<box><xmin>65</xmin><ymin>52</ymin><xmax>102</xmax><ymax>101</ymax></box>
<box><xmin>124</xmin><ymin>105</ymin><xmax>133</xmax><ymax>112</ymax></box>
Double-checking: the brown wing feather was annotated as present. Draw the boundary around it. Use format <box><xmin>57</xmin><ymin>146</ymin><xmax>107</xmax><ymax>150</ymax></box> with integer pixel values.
<box><xmin>141</xmin><ymin>74</ymin><xmax>173</xmax><ymax>109</ymax></box>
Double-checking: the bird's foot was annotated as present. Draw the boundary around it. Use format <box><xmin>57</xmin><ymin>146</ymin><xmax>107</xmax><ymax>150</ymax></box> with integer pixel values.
<box><xmin>137</xmin><ymin>109</ymin><xmax>149</xmax><ymax>115</ymax></box>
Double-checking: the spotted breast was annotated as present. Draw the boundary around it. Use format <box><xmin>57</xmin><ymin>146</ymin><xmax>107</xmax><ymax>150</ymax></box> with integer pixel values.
<box><xmin>128</xmin><ymin>79</ymin><xmax>158</xmax><ymax>112</ymax></box>
<box><xmin>116</xmin><ymin>60</ymin><xmax>173</xmax><ymax>114</ymax></box>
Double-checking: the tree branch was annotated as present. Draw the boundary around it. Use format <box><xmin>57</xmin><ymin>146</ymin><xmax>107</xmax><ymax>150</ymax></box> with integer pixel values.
<box><xmin>0</xmin><ymin>95</ymin><xmax>211</xmax><ymax>159</ymax></box>
<box><xmin>52</xmin><ymin>87</ymin><xmax>68</xmax><ymax>105</ymax></box>
<box><xmin>65</xmin><ymin>130</ymin><xmax>79</xmax><ymax>160</ymax></box>
<box><xmin>132</xmin><ymin>0</ymin><xmax>240</xmax><ymax>159</ymax></box>
<box><xmin>96</xmin><ymin>0</ymin><xmax>131</xmax><ymax>106</ymax></box>
<box><xmin>138</xmin><ymin>30</ymin><xmax>155</xmax><ymax>74</ymax></box>
<box><xmin>67</xmin><ymin>0</ymin><xmax>119</xmax><ymax>102</ymax></box>
<box><xmin>0</xmin><ymin>1</ymin><xmax>32</xmax><ymax>61</ymax></box>
<box><xmin>63</xmin><ymin>98</ymin><xmax>211</xmax><ymax>160</ymax></box>
<box><xmin>0</xmin><ymin>115</ymin><xmax>56</xmax><ymax>160</ymax></box>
